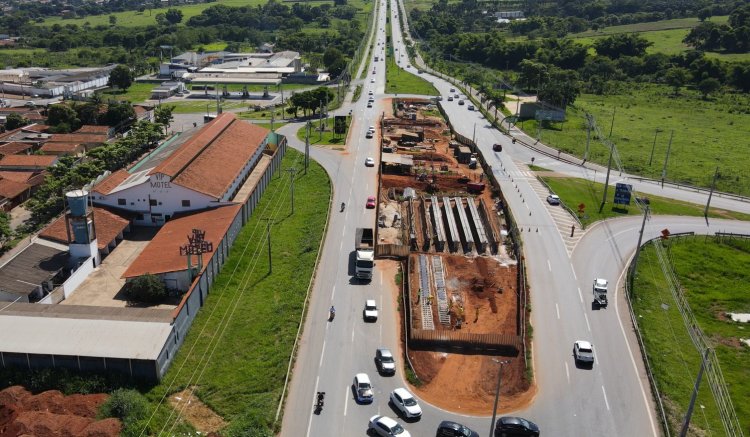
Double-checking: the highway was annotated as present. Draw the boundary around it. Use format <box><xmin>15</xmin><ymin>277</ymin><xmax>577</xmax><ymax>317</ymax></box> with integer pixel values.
<box><xmin>280</xmin><ymin>0</ymin><xmax>750</xmax><ymax>435</ymax></box>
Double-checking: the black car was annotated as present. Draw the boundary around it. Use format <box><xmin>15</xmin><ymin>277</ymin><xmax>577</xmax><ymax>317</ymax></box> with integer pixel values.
<box><xmin>494</xmin><ymin>416</ymin><xmax>540</xmax><ymax>437</ymax></box>
<box><xmin>436</xmin><ymin>420</ymin><xmax>479</xmax><ymax>437</ymax></box>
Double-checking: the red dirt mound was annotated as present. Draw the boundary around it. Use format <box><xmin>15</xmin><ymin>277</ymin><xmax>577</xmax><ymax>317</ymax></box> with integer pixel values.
<box><xmin>0</xmin><ymin>386</ymin><xmax>121</xmax><ymax>437</ymax></box>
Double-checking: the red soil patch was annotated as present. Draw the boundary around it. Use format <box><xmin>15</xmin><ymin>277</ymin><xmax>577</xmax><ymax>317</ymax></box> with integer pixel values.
<box><xmin>0</xmin><ymin>386</ymin><xmax>121</xmax><ymax>437</ymax></box>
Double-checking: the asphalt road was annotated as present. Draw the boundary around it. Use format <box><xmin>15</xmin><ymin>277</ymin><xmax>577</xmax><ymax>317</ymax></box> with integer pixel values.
<box><xmin>280</xmin><ymin>0</ymin><xmax>750</xmax><ymax>435</ymax></box>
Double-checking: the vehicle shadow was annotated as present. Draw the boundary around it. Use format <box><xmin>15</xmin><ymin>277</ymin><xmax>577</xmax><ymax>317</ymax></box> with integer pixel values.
<box><xmin>573</xmin><ymin>358</ymin><xmax>594</xmax><ymax>370</ymax></box>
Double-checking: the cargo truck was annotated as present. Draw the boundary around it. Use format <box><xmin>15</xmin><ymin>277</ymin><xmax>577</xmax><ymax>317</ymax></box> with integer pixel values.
<box><xmin>355</xmin><ymin>228</ymin><xmax>375</xmax><ymax>280</ymax></box>
<box><xmin>593</xmin><ymin>278</ymin><xmax>608</xmax><ymax>307</ymax></box>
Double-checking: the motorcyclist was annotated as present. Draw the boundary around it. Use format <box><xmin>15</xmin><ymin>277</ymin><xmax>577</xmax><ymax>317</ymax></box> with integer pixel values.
<box><xmin>341</xmin><ymin>202</ymin><xmax>345</xmax><ymax>211</ymax></box>
<box><xmin>330</xmin><ymin>306</ymin><xmax>336</xmax><ymax>315</ymax></box>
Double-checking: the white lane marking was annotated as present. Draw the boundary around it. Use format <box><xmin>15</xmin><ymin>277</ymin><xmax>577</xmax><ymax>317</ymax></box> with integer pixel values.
<box><xmin>339</xmin><ymin>239</ymin><xmax>344</xmax><ymax>253</ymax></box>
<box><xmin>565</xmin><ymin>362</ymin><xmax>570</xmax><ymax>383</ymax></box>
<box><xmin>380</xmin><ymin>324</ymin><xmax>382</xmax><ymax>342</ymax></box>
<box><xmin>572</xmin><ymin>270</ymin><xmax>577</xmax><ymax>280</ymax></box>
<box><xmin>306</xmin><ymin>376</ymin><xmax>320</xmax><ymax>436</ymax></box>
<box><xmin>547</xmin><ymin>259</ymin><xmax>551</xmax><ymax>271</ymax></box>
<box><xmin>351</xmin><ymin>328</ymin><xmax>355</xmax><ymax>343</ymax></box>
<box><xmin>331</xmin><ymin>285</ymin><xmax>336</xmax><ymax>300</ymax></box>
<box><xmin>555</xmin><ymin>303</ymin><xmax>560</xmax><ymax>320</ymax></box>
<box><xmin>342</xmin><ymin>228</ymin><xmax>346</xmax><ymax>238</ymax></box>
<box><xmin>615</xmin><ymin>258</ymin><xmax>659</xmax><ymax>436</ymax></box>
<box><xmin>344</xmin><ymin>385</ymin><xmax>350</xmax><ymax>416</ymax></box>
<box><xmin>601</xmin><ymin>385</ymin><xmax>611</xmax><ymax>411</ymax></box>
<box><xmin>319</xmin><ymin>340</ymin><xmax>326</xmax><ymax>367</ymax></box>
<box><xmin>577</xmin><ymin>287</ymin><xmax>583</xmax><ymax>303</ymax></box>
<box><xmin>584</xmin><ymin>313</ymin><xmax>591</xmax><ymax>332</ymax></box>
<box><xmin>380</xmin><ymin>270</ymin><xmax>383</xmax><ymax>284</ymax></box>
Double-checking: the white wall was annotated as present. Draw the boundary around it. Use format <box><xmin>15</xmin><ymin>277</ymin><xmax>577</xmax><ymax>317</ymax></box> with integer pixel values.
<box><xmin>62</xmin><ymin>256</ymin><xmax>96</xmax><ymax>298</ymax></box>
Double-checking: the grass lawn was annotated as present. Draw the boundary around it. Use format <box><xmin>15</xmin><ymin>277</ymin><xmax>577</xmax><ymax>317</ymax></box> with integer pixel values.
<box><xmin>101</xmin><ymin>83</ymin><xmax>155</xmax><ymax>103</ymax></box>
<box><xmin>519</xmin><ymin>83</ymin><xmax>750</xmax><ymax>195</ymax></box>
<box><xmin>384</xmin><ymin>41</ymin><xmax>438</xmax><ymax>95</ymax></box>
<box><xmin>539</xmin><ymin>176</ymin><xmax>750</xmax><ymax>228</ymax></box>
<box><xmin>295</xmin><ymin>117</ymin><xmax>349</xmax><ymax>147</ymax></box>
<box><xmin>43</xmin><ymin>0</ymin><xmax>267</xmax><ymax>27</ymax></box>
<box><xmin>631</xmin><ymin>236</ymin><xmax>750</xmax><ymax>435</ymax></box>
<box><xmin>143</xmin><ymin>148</ymin><xmax>330</xmax><ymax>434</ymax></box>
<box><xmin>252</xmin><ymin>121</ymin><xmax>288</xmax><ymax>131</ymax></box>
<box><xmin>353</xmin><ymin>84</ymin><xmax>363</xmax><ymax>102</ymax></box>
<box><xmin>237</xmin><ymin>105</ymin><xmax>291</xmax><ymax>121</ymax></box>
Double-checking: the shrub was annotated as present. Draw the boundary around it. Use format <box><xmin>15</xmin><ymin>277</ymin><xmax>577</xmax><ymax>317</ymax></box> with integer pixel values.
<box><xmin>124</xmin><ymin>274</ymin><xmax>167</xmax><ymax>303</ymax></box>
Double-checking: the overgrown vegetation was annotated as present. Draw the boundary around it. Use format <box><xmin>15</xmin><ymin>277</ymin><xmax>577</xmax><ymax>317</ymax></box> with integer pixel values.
<box><xmin>124</xmin><ymin>274</ymin><xmax>169</xmax><ymax>303</ymax></box>
<box><xmin>631</xmin><ymin>236</ymin><xmax>750</xmax><ymax>434</ymax></box>
<box><xmin>97</xmin><ymin>388</ymin><xmax>150</xmax><ymax>436</ymax></box>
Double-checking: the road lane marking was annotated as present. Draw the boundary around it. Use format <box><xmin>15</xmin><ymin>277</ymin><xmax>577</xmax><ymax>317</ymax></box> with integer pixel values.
<box><xmin>565</xmin><ymin>362</ymin><xmax>570</xmax><ymax>383</ymax></box>
<box><xmin>306</xmin><ymin>376</ymin><xmax>320</xmax><ymax>436</ymax></box>
<box><xmin>351</xmin><ymin>328</ymin><xmax>355</xmax><ymax>343</ymax></box>
<box><xmin>555</xmin><ymin>303</ymin><xmax>560</xmax><ymax>320</ymax></box>
<box><xmin>379</xmin><ymin>324</ymin><xmax>382</xmax><ymax>342</ymax></box>
<box><xmin>547</xmin><ymin>259</ymin><xmax>551</xmax><ymax>271</ymax></box>
<box><xmin>344</xmin><ymin>385</ymin><xmax>349</xmax><ymax>416</ymax></box>
<box><xmin>331</xmin><ymin>285</ymin><xmax>336</xmax><ymax>300</ymax></box>
<box><xmin>584</xmin><ymin>313</ymin><xmax>591</xmax><ymax>332</ymax></box>
<box><xmin>577</xmin><ymin>287</ymin><xmax>583</xmax><ymax>303</ymax></box>
<box><xmin>319</xmin><ymin>340</ymin><xmax>326</xmax><ymax>368</ymax></box>
<box><xmin>572</xmin><ymin>270</ymin><xmax>577</xmax><ymax>280</ymax></box>
<box><xmin>601</xmin><ymin>385</ymin><xmax>611</xmax><ymax>411</ymax></box>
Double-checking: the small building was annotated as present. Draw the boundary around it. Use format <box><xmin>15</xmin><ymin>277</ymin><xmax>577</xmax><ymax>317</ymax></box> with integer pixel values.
<box><xmin>76</xmin><ymin>125</ymin><xmax>113</xmax><ymax>138</ymax></box>
<box><xmin>39</xmin><ymin>206</ymin><xmax>132</xmax><ymax>257</ymax></box>
<box><xmin>39</xmin><ymin>142</ymin><xmax>84</xmax><ymax>156</ymax></box>
<box><xmin>47</xmin><ymin>133</ymin><xmax>108</xmax><ymax>151</ymax></box>
<box><xmin>0</xmin><ymin>142</ymin><xmax>35</xmax><ymax>157</ymax></box>
<box><xmin>0</xmin><ymin>154</ymin><xmax>58</xmax><ymax>171</ymax></box>
<box><xmin>0</xmin><ymin>177</ymin><xmax>31</xmax><ymax>211</ymax></box>
<box><xmin>121</xmin><ymin>204</ymin><xmax>242</xmax><ymax>291</ymax></box>
<box><xmin>0</xmin><ymin>243</ymin><xmax>70</xmax><ymax>302</ymax></box>
<box><xmin>456</xmin><ymin>146</ymin><xmax>472</xmax><ymax>164</ymax></box>
<box><xmin>151</xmin><ymin>81</ymin><xmax>185</xmax><ymax>100</ymax></box>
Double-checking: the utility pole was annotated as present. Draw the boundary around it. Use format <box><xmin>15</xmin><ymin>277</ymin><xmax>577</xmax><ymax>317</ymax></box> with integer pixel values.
<box><xmin>584</xmin><ymin>114</ymin><xmax>591</xmax><ymax>162</ymax></box>
<box><xmin>270</xmin><ymin>105</ymin><xmax>275</xmax><ymax>132</ymax></box>
<box><xmin>648</xmin><ymin>128</ymin><xmax>661</xmax><ymax>166</ymax></box>
<box><xmin>608</xmin><ymin>106</ymin><xmax>616</xmax><ymax>138</ymax></box>
<box><xmin>489</xmin><ymin>359</ymin><xmax>511</xmax><ymax>437</ymax></box>
<box><xmin>630</xmin><ymin>205</ymin><xmax>650</xmax><ymax>283</ymax></box>
<box><xmin>598</xmin><ymin>143</ymin><xmax>614</xmax><ymax>213</ymax></box>
<box><xmin>661</xmin><ymin>130</ymin><xmax>674</xmax><ymax>188</ymax></box>
<box><xmin>319</xmin><ymin>99</ymin><xmax>324</xmax><ymax>140</ymax></box>
<box><xmin>679</xmin><ymin>348</ymin><xmax>711</xmax><ymax>437</ymax></box>
<box><xmin>281</xmin><ymin>88</ymin><xmax>285</xmax><ymax>120</ymax></box>
<box><xmin>285</xmin><ymin>168</ymin><xmax>297</xmax><ymax>214</ymax></box>
<box><xmin>472</xmin><ymin>122</ymin><xmax>476</xmax><ymax>145</ymax></box>
<box><xmin>704</xmin><ymin>167</ymin><xmax>719</xmax><ymax>219</ymax></box>
<box><xmin>262</xmin><ymin>218</ymin><xmax>272</xmax><ymax>273</ymax></box>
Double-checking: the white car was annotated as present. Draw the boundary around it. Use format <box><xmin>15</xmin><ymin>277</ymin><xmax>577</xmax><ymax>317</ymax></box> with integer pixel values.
<box><xmin>364</xmin><ymin>299</ymin><xmax>378</xmax><ymax>321</ymax></box>
<box><xmin>547</xmin><ymin>194</ymin><xmax>561</xmax><ymax>205</ymax></box>
<box><xmin>390</xmin><ymin>388</ymin><xmax>422</xmax><ymax>419</ymax></box>
<box><xmin>354</xmin><ymin>373</ymin><xmax>374</xmax><ymax>403</ymax></box>
<box><xmin>369</xmin><ymin>415</ymin><xmax>411</xmax><ymax>437</ymax></box>
<box><xmin>371</xmin><ymin>78</ymin><xmax>376</xmax><ymax>83</ymax></box>
<box><xmin>369</xmin><ymin>90</ymin><xmax>374</xmax><ymax>95</ymax></box>
<box><xmin>573</xmin><ymin>340</ymin><xmax>595</xmax><ymax>365</ymax></box>
<box><xmin>365</xmin><ymin>157</ymin><xmax>375</xmax><ymax>167</ymax></box>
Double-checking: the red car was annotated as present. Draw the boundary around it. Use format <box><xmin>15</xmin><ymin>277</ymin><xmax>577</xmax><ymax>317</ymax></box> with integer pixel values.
<box><xmin>366</xmin><ymin>196</ymin><xmax>376</xmax><ymax>209</ymax></box>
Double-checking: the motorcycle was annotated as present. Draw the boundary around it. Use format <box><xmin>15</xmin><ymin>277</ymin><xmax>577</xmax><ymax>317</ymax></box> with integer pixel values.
<box><xmin>314</xmin><ymin>391</ymin><xmax>325</xmax><ymax>415</ymax></box>
<box><xmin>341</xmin><ymin>202</ymin><xmax>346</xmax><ymax>212</ymax></box>
<box><xmin>329</xmin><ymin>306</ymin><xmax>336</xmax><ymax>321</ymax></box>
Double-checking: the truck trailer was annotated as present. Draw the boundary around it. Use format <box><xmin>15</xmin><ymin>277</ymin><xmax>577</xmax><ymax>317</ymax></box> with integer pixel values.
<box><xmin>593</xmin><ymin>278</ymin><xmax>608</xmax><ymax>307</ymax></box>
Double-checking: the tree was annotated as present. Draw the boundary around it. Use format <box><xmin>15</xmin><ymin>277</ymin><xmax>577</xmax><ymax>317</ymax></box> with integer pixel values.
<box><xmin>538</xmin><ymin>68</ymin><xmax>581</xmax><ymax>107</ymax></box>
<box><xmin>47</xmin><ymin>105</ymin><xmax>81</xmax><ymax>131</ymax></box>
<box><xmin>109</xmin><ymin>15</ymin><xmax>117</xmax><ymax>26</ymax></box>
<box><xmin>664</xmin><ymin>67</ymin><xmax>690</xmax><ymax>95</ymax></box>
<box><xmin>165</xmin><ymin>8</ymin><xmax>183</xmax><ymax>25</ymax></box>
<box><xmin>593</xmin><ymin>33</ymin><xmax>652</xmax><ymax>59</ymax></box>
<box><xmin>103</xmin><ymin>101</ymin><xmax>135</xmax><ymax>127</ymax></box>
<box><xmin>154</xmin><ymin>105</ymin><xmax>176</xmax><ymax>134</ymax></box>
<box><xmin>327</xmin><ymin>57</ymin><xmax>347</xmax><ymax>78</ymax></box>
<box><xmin>698</xmin><ymin>7</ymin><xmax>712</xmax><ymax>22</ymax></box>
<box><xmin>0</xmin><ymin>212</ymin><xmax>11</xmax><ymax>245</ymax></box>
<box><xmin>125</xmin><ymin>274</ymin><xmax>168</xmax><ymax>303</ymax></box>
<box><xmin>155</xmin><ymin>13</ymin><xmax>168</xmax><ymax>27</ymax></box>
<box><xmin>108</xmin><ymin>65</ymin><xmax>133</xmax><ymax>91</ymax></box>
<box><xmin>4</xmin><ymin>113</ymin><xmax>29</xmax><ymax>130</ymax></box>
<box><xmin>697</xmin><ymin>77</ymin><xmax>721</xmax><ymax>99</ymax></box>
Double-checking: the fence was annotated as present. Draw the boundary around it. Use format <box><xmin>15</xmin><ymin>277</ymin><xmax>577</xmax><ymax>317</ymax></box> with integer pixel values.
<box><xmin>410</xmin><ymin>329</ymin><xmax>521</xmax><ymax>353</ymax></box>
<box><xmin>376</xmin><ymin>244</ymin><xmax>410</xmax><ymax>258</ymax></box>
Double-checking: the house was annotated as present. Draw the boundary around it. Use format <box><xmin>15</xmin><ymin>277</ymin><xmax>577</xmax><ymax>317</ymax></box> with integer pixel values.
<box><xmin>150</xmin><ymin>81</ymin><xmax>185</xmax><ymax>100</ymax></box>
<box><xmin>76</xmin><ymin>125</ymin><xmax>113</xmax><ymax>138</ymax></box>
<box><xmin>92</xmin><ymin>113</ymin><xmax>271</xmax><ymax>226</ymax></box>
<box><xmin>0</xmin><ymin>142</ymin><xmax>35</xmax><ymax>157</ymax></box>
<box><xmin>47</xmin><ymin>133</ymin><xmax>108</xmax><ymax>151</ymax></box>
<box><xmin>0</xmin><ymin>154</ymin><xmax>58</xmax><ymax>171</ymax></box>
<box><xmin>0</xmin><ymin>177</ymin><xmax>31</xmax><ymax>211</ymax></box>
<box><xmin>39</xmin><ymin>142</ymin><xmax>84</xmax><ymax>156</ymax></box>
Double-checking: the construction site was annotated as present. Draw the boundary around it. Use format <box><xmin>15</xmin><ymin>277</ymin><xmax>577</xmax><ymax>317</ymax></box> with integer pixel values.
<box><xmin>374</xmin><ymin>99</ymin><xmax>532</xmax><ymax>413</ymax></box>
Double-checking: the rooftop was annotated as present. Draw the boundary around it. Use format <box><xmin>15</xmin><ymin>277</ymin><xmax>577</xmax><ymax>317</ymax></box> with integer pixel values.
<box><xmin>48</xmin><ymin>133</ymin><xmax>108</xmax><ymax>144</ymax></box>
<box><xmin>0</xmin><ymin>243</ymin><xmax>69</xmax><ymax>297</ymax></box>
<box><xmin>122</xmin><ymin>204</ymin><xmax>242</xmax><ymax>278</ymax></box>
<box><xmin>0</xmin><ymin>178</ymin><xmax>30</xmax><ymax>199</ymax></box>
<box><xmin>92</xmin><ymin>169</ymin><xmax>130</xmax><ymax>195</ymax></box>
<box><xmin>75</xmin><ymin>125</ymin><xmax>111</xmax><ymax>135</ymax></box>
<box><xmin>152</xmin><ymin>113</ymin><xmax>269</xmax><ymax>198</ymax></box>
<box><xmin>39</xmin><ymin>142</ymin><xmax>82</xmax><ymax>154</ymax></box>
<box><xmin>39</xmin><ymin>207</ymin><xmax>131</xmax><ymax>250</ymax></box>
<box><xmin>0</xmin><ymin>141</ymin><xmax>34</xmax><ymax>157</ymax></box>
<box><xmin>0</xmin><ymin>154</ymin><xmax>58</xmax><ymax>169</ymax></box>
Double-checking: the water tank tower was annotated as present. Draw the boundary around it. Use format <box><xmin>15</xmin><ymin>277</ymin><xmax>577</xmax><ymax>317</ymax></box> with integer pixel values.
<box><xmin>65</xmin><ymin>189</ymin><xmax>99</xmax><ymax>265</ymax></box>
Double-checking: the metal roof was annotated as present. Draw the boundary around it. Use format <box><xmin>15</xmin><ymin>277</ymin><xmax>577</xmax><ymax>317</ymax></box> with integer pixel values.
<box><xmin>0</xmin><ymin>243</ymin><xmax>69</xmax><ymax>297</ymax></box>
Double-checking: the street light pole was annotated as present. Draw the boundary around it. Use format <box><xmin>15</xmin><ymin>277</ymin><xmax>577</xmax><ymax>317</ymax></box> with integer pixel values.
<box><xmin>489</xmin><ymin>359</ymin><xmax>511</xmax><ymax>437</ymax></box>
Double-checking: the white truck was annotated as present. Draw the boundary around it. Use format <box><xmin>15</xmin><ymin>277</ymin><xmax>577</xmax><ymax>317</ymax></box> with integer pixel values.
<box><xmin>593</xmin><ymin>278</ymin><xmax>608</xmax><ymax>307</ymax></box>
<box><xmin>355</xmin><ymin>228</ymin><xmax>375</xmax><ymax>280</ymax></box>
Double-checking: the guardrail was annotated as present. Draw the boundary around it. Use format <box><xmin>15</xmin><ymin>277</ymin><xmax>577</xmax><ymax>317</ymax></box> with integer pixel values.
<box><xmin>410</xmin><ymin>329</ymin><xmax>521</xmax><ymax>353</ymax></box>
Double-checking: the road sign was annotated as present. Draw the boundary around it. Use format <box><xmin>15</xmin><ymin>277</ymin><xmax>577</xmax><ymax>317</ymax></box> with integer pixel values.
<box><xmin>661</xmin><ymin>228</ymin><xmax>671</xmax><ymax>240</ymax></box>
<box><xmin>614</xmin><ymin>183</ymin><xmax>633</xmax><ymax>205</ymax></box>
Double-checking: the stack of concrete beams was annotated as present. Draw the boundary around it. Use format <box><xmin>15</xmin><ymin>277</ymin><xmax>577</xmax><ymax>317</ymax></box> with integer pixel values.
<box><xmin>441</xmin><ymin>196</ymin><xmax>460</xmax><ymax>252</ymax></box>
<box><xmin>466</xmin><ymin>198</ymin><xmax>488</xmax><ymax>253</ymax></box>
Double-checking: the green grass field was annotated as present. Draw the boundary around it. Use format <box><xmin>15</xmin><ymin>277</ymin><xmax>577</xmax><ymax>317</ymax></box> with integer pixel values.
<box><xmin>101</xmin><ymin>82</ymin><xmax>155</xmax><ymax>103</ymax></box>
<box><xmin>295</xmin><ymin>117</ymin><xmax>349</xmax><ymax>147</ymax></box>
<box><xmin>143</xmin><ymin>148</ymin><xmax>330</xmax><ymax>434</ymax></box>
<box><xmin>384</xmin><ymin>32</ymin><xmax>438</xmax><ymax>94</ymax></box>
<box><xmin>539</xmin><ymin>176</ymin><xmax>750</xmax><ymax>227</ymax></box>
<box><xmin>569</xmin><ymin>15</ymin><xmax>750</xmax><ymax>61</ymax></box>
<box><xmin>520</xmin><ymin>83</ymin><xmax>750</xmax><ymax>195</ymax></box>
<box><xmin>631</xmin><ymin>236</ymin><xmax>750</xmax><ymax>435</ymax></box>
